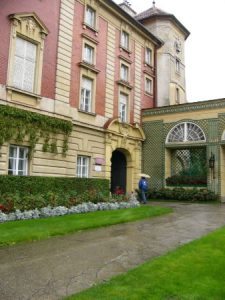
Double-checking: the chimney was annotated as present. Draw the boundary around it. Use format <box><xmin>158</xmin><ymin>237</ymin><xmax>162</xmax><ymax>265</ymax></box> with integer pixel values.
<box><xmin>119</xmin><ymin>0</ymin><xmax>137</xmax><ymax>17</ymax></box>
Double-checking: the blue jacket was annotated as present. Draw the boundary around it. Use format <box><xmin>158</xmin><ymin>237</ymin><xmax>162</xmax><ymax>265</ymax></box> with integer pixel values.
<box><xmin>139</xmin><ymin>178</ymin><xmax>149</xmax><ymax>192</ymax></box>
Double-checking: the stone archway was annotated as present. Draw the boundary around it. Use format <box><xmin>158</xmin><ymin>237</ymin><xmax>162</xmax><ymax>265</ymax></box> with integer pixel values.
<box><xmin>104</xmin><ymin>118</ymin><xmax>145</xmax><ymax>193</ymax></box>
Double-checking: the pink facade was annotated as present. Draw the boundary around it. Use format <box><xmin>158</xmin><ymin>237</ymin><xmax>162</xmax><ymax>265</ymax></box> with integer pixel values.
<box><xmin>0</xmin><ymin>0</ymin><xmax>61</xmax><ymax>99</ymax></box>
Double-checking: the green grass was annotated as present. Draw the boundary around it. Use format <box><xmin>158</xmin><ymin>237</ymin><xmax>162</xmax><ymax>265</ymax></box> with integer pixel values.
<box><xmin>0</xmin><ymin>205</ymin><xmax>171</xmax><ymax>247</ymax></box>
<box><xmin>66</xmin><ymin>226</ymin><xmax>225</xmax><ymax>300</ymax></box>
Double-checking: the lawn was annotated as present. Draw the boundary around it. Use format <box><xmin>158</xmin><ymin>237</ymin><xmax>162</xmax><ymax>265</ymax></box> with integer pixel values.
<box><xmin>66</xmin><ymin>226</ymin><xmax>225</xmax><ymax>300</ymax></box>
<box><xmin>0</xmin><ymin>205</ymin><xmax>171</xmax><ymax>247</ymax></box>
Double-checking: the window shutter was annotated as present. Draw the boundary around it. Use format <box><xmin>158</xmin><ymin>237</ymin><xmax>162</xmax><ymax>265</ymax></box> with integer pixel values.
<box><xmin>13</xmin><ymin>37</ymin><xmax>36</xmax><ymax>92</ymax></box>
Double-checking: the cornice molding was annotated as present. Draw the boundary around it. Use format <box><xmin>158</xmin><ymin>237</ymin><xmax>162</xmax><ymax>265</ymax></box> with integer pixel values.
<box><xmin>143</xmin><ymin>99</ymin><xmax>225</xmax><ymax>117</ymax></box>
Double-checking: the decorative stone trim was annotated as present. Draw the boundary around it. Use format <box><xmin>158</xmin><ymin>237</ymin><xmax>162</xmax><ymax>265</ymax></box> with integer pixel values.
<box><xmin>143</xmin><ymin>98</ymin><xmax>225</xmax><ymax>117</ymax></box>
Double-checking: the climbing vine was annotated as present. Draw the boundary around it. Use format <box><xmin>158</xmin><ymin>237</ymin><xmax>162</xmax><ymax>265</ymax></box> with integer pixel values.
<box><xmin>0</xmin><ymin>104</ymin><xmax>73</xmax><ymax>156</ymax></box>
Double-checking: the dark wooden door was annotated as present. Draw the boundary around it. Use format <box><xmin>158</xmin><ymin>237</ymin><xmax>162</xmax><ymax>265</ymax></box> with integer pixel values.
<box><xmin>111</xmin><ymin>150</ymin><xmax>127</xmax><ymax>193</ymax></box>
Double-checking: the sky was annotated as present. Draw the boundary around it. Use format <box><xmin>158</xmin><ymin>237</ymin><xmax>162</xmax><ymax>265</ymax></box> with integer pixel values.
<box><xmin>114</xmin><ymin>0</ymin><xmax>225</xmax><ymax>103</ymax></box>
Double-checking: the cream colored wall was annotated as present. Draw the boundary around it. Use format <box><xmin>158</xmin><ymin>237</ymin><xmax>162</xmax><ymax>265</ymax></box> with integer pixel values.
<box><xmin>133</xmin><ymin>42</ymin><xmax>142</xmax><ymax>123</ymax></box>
<box><xmin>143</xmin><ymin>19</ymin><xmax>187</xmax><ymax>107</ymax></box>
<box><xmin>54</xmin><ymin>0</ymin><xmax>75</xmax><ymax>117</ymax></box>
<box><xmin>0</xmin><ymin>125</ymin><xmax>105</xmax><ymax>178</ymax></box>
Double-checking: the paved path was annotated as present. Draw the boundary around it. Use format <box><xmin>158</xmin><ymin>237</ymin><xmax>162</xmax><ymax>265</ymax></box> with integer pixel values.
<box><xmin>1</xmin><ymin>202</ymin><xmax>225</xmax><ymax>300</ymax></box>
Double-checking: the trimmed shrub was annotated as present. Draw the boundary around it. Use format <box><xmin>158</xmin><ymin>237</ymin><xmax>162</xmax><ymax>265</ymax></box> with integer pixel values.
<box><xmin>166</xmin><ymin>175</ymin><xmax>207</xmax><ymax>186</ymax></box>
<box><xmin>145</xmin><ymin>187</ymin><xmax>218</xmax><ymax>202</ymax></box>
<box><xmin>0</xmin><ymin>175</ymin><xmax>109</xmax><ymax>195</ymax></box>
<box><xmin>0</xmin><ymin>176</ymin><xmax>110</xmax><ymax>212</ymax></box>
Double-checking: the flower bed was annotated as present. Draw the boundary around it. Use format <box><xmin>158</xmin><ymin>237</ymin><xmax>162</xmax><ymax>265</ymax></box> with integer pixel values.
<box><xmin>0</xmin><ymin>200</ymin><xmax>140</xmax><ymax>223</ymax></box>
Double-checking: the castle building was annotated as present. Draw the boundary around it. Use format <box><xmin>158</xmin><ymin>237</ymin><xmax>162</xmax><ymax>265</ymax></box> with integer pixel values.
<box><xmin>1</xmin><ymin>0</ymin><xmax>224</xmax><ymax>199</ymax></box>
<box><xmin>0</xmin><ymin>0</ymin><xmax>162</xmax><ymax>193</ymax></box>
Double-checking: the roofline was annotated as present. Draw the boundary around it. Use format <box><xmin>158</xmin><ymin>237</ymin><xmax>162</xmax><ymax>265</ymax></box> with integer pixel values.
<box><xmin>138</xmin><ymin>14</ymin><xmax>190</xmax><ymax>39</ymax></box>
<box><xmin>102</xmin><ymin>0</ymin><xmax>163</xmax><ymax>47</ymax></box>
<box><xmin>142</xmin><ymin>98</ymin><xmax>225</xmax><ymax>117</ymax></box>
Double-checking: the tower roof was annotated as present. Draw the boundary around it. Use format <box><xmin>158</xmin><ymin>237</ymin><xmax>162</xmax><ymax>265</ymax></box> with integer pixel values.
<box><xmin>135</xmin><ymin>5</ymin><xmax>190</xmax><ymax>39</ymax></box>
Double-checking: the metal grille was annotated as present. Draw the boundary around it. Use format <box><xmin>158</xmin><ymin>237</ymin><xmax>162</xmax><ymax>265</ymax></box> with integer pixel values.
<box><xmin>171</xmin><ymin>148</ymin><xmax>207</xmax><ymax>179</ymax></box>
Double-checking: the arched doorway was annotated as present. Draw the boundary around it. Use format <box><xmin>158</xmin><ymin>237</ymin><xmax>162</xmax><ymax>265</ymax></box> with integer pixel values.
<box><xmin>111</xmin><ymin>150</ymin><xmax>127</xmax><ymax>194</ymax></box>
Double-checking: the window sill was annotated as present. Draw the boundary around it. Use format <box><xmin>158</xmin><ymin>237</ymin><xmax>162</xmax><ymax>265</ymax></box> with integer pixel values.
<box><xmin>144</xmin><ymin>91</ymin><xmax>153</xmax><ymax>97</ymax></box>
<box><xmin>144</xmin><ymin>62</ymin><xmax>154</xmax><ymax>68</ymax></box>
<box><xmin>120</xmin><ymin>46</ymin><xmax>132</xmax><ymax>55</ymax></box>
<box><xmin>7</xmin><ymin>86</ymin><xmax>41</xmax><ymax>99</ymax></box>
<box><xmin>83</xmin><ymin>22</ymin><xmax>98</xmax><ymax>36</ymax></box>
<box><xmin>78</xmin><ymin>109</ymin><xmax>96</xmax><ymax>116</ymax></box>
<box><xmin>79</xmin><ymin>61</ymin><xmax>100</xmax><ymax>74</ymax></box>
<box><xmin>6</xmin><ymin>86</ymin><xmax>41</xmax><ymax>106</ymax></box>
<box><xmin>117</xmin><ymin>80</ymin><xmax>133</xmax><ymax>90</ymax></box>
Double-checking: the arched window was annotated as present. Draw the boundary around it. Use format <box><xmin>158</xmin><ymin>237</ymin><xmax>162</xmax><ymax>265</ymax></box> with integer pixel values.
<box><xmin>166</xmin><ymin>122</ymin><xmax>206</xmax><ymax>143</ymax></box>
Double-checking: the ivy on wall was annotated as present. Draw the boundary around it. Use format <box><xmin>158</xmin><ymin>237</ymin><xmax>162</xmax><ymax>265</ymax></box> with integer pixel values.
<box><xmin>0</xmin><ymin>104</ymin><xmax>73</xmax><ymax>156</ymax></box>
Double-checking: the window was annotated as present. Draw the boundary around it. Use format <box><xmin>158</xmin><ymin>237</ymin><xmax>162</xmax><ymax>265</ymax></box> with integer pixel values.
<box><xmin>119</xmin><ymin>92</ymin><xmax>128</xmax><ymax>122</ymax></box>
<box><xmin>13</xmin><ymin>37</ymin><xmax>37</xmax><ymax>93</ymax></box>
<box><xmin>145</xmin><ymin>77</ymin><xmax>152</xmax><ymax>94</ymax></box>
<box><xmin>85</xmin><ymin>6</ymin><xmax>96</xmax><ymax>28</ymax></box>
<box><xmin>83</xmin><ymin>43</ymin><xmax>94</xmax><ymax>64</ymax></box>
<box><xmin>121</xmin><ymin>31</ymin><xmax>129</xmax><ymax>50</ymax></box>
<box><xmin>7</xmin><ymin>13</ymin><xmax>48</xmax><ymax>100</ymax></box>
<box><xmin>145</xmin><ymin>47</ymin><xmax>152</xmax><ymax>65</ymax></box>
<box><xmin>120</xmin><ymin>64</ymin><xmax>129</xmax><ymax>81</ymax></box>
<box><xmin>175</xmin><ymin>88</ymin><xmax>180</xmax><ymax>103</ymax></box>
<box><xmin>77</xmin><ymin>156</ymin><xmax>89</xmax><ymax>178</ymax></box>
<box><xmin>80</xmin><ymin>76</ymin><xmax>93</xmax><ymax>112</ymax></box>
<box><xmin>8</xmin><ymin>145</ymin><xmax>28</xmax><ymax>176</ymax></box>
<box><xmin>166</xmin><ymin>122</ymin><xmax>206</xmax><ymax>143</ymax></box>
<box><xmin>176</xmin><ymin>59</ymin><xmax>180</xmax><ymax>73</ymax></box>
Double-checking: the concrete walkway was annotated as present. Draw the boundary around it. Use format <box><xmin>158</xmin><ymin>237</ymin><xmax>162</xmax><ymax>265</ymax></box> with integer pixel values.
<box><xmin>1</xmin><ymin>202</ymin><xmax>225</xmax><ymax>300</ymax></box>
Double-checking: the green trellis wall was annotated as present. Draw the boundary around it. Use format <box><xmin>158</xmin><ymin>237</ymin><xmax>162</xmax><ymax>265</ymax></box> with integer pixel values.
<box><xmin>142</xmin><ymin>115</ymin><xmax>225</xmax><ymax>196</ymax></box>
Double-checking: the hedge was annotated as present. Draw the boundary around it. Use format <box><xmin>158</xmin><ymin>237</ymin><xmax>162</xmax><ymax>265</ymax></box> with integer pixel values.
<box><xmin>0</xmin><ymin>176</ymin><xmax>110</xmax><ymax>212</ymax></box>
<box><xmin>147</xmin><ymin>187</ymin><xmax>218</xmax><ymax>202</ymax></box>
<box><xmin>0</xmin><ymin>175</ymin><xmax>109</xmax><ymax>196</ymax></box>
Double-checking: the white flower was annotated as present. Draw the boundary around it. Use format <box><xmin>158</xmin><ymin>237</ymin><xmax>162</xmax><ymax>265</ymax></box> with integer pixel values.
<box><xmin>0</xmin><ymin>197</ymin><xmax>140</xmax><ymax>223</ymax></box>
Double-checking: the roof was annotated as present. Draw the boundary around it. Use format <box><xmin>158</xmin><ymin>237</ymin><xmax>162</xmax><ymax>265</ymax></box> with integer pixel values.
<box><xmin>135</xmin><ymin>6</ymin><xmax>190</xmax><ymax>39</ymax></box>
<box><xmin>103</xmin><ymin>0</ymin><xmax>163</xmax><ymax>47</ymax></box>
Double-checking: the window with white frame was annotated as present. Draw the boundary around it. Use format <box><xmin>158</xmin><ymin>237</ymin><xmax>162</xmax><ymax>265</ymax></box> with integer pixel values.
<box><xmin>120</xmin><ymin>63</ymin><xmax>129</xmax><ymax>81</ymax></box>
<box><xmin>119</xmin><ymin>92</ymin><xmax>128</xmax><ymax>122</ymax></box>
<box><xmin>13</xmin><ymin>37</ymin><xmax>37</xmax><ymax>93</ymax></box>
<box><xmin>77</xmin><ymin>155</ymin><xmax>89</xmax><ymax>178</ymax></box>
<box><xmin>166</xmin><ymin>122</ymin><xmax>206</xmax><ymax>143</ymax></box>
<box><xmin>83</xmin><ymin>43</ymin><xmax>94</xmax><ymax>64</ymax></box>
<box><xmin>8</xmin><ymin>145</ymin><xmax>28</xmax><ymax>176</ymax></box>
<box><xmin>121</xmin><ymin>31</ymin><xmax>129</xmax><ymax>50</ymax></box>
<box><xmin>80</xmin><ymin>76</ymin><xmax>93</xmax><ymax>112</ymax></box>
<box><xmin>145</xmin><ymin>77</ymin><xmax>152</xmax><ymax>94</ymax></box>
<box><xmin>176</xmin><ymin>59</ymin><xmax>180</xmax><ymax>73</ymax></box>
<box><xmin>145</xmin><ymin>47</ymin><xmax>152</xmax><ymax>65</ymax></box>
<box><xmin>85</xmin><ymin>6</ymin><xmax>96</xmax><ymax>28</ymax></box>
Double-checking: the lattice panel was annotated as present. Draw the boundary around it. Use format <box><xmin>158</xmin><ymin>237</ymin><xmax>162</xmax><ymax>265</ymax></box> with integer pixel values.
<box><xmin>171</xmin><ymin>148</ymin><xmax>207</xmax><ymax>178</ymax></box>
<box><xmin>142</xmin><ymin>122</ymin><xmax>164</xmax><ymax>189</ymax></box>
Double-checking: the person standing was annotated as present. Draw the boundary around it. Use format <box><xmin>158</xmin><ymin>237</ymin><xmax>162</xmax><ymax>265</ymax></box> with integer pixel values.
<box><xmin>138</xmin><ymin>176</ymin><xmax>149</xmax><ymax>204</ymax></box>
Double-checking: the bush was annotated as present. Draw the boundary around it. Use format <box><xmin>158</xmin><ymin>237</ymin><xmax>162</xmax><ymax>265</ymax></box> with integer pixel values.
<box><xmin>146</xmin><ymin>187</ymin><xmax>218</xmax><ymax>202</ymax></box>
<box><xmin>0</xmin><ymin>176</ymin><xmax>110</xmax><ymax>212</ymax></box>
<box><xmin>166</xmin><ymin>175</ymin><xmax>207</xmax><ymax>186</ymax></box>
<box><xmin>0</xmin><ymin>175</ymin><xmax>109</xmax><ymax>195</ymax></box>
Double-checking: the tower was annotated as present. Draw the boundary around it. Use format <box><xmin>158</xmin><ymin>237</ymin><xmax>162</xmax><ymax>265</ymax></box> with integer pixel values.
<box><xmin>136</xmin><ymin>2</ymin><xmax>190</xmax><ymax>107</ymax></box>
